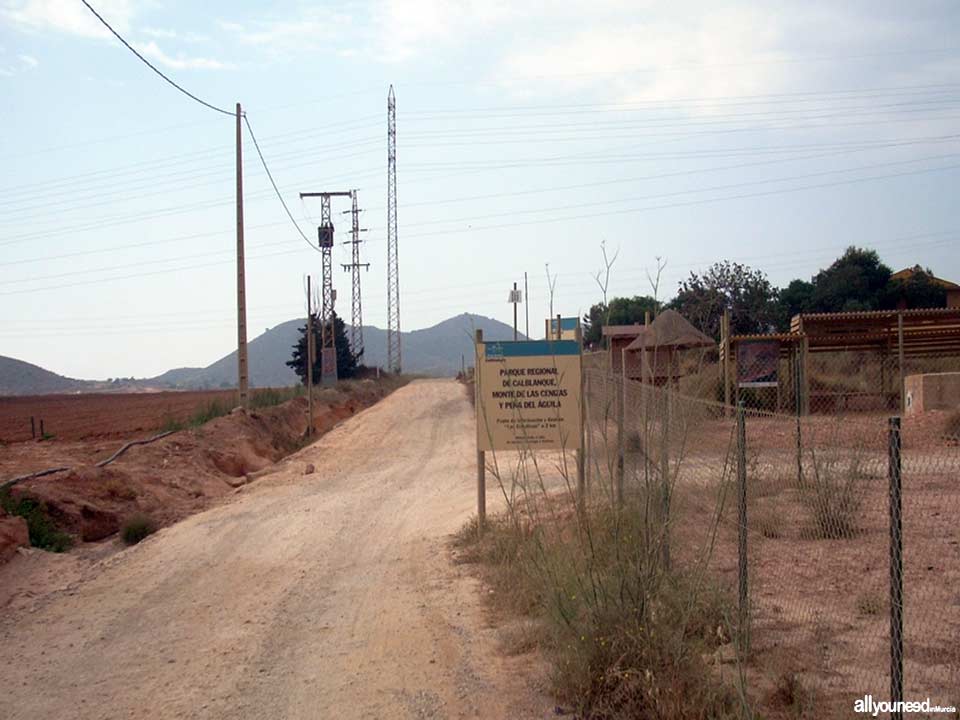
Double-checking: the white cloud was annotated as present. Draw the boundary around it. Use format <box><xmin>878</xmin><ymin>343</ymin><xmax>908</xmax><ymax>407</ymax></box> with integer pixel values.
<box><xmin>133</xmin><ymin>40</ymin><xmax>232</xmax><ymax>70</ymax></box>
<box><xmin>0</xmin><ymin>48</ymin><xmax>40</xmax><ymax>76</ymax></box>
<box><xmin>140</xmin><ymin>26</ymin><xmax>177</xmax><ymax>39</ymax></box>
<box><xmin>2</xmin><ymin>0</ymin><xmax>134</xmax><ymax>39</ymax></box>
<box><xmin>371</xmin><ymin>0</ymin><xmax>517</xmax><ymax>63</ymax></box>
<box><xmin>215</xmin><ymin>7</ymin><xmax>354</xmax><ymax>62</ymax></box>
<box><xmin>142</xmin><ymin>26</ymin><xmax>208</xmax><ymax>43</ymax></box>
<box><xmin>496</xmin><ymin>6</ymin><xmax>784</xmax><ymax>106</ymax></box>
<box><xmin>482</xmin><ymin>1</ymin><xmax>960</xmax><ymax>110</ymax></box>
<box><xmin>216</xmin><ymin>20</ymin><xmax>244</xmax><ymax>33</ymax></box>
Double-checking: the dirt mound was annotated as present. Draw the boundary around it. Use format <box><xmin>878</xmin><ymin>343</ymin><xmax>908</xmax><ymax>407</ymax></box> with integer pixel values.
<box><xmin>2</xmin><ymin>378</ymin><xmax>405</xmax><ymax>555</ymax></box>
<box><xmin>0</xmin><ymin>509</ymin><xmax>29</xmax><ymax>562</ymax></box>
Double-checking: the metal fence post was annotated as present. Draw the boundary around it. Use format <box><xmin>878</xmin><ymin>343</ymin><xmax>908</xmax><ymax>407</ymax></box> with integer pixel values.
<box><xmin>737</xmin><ymin>401</ymin><xmax>750</xmax><ymax>653</ymax></box>
<box><xmin>616</xmin><ymin>355</ymin><xmax>625</xmax><ymax>507</ymax></box>
<box><xmin>888</xmin><ymin>416</ymin><xmax>904</xmax><ymax>719</ymax></box>
<box><xmin>660</xmin><ymin>390</ymin><xmax>671</xmax><ymax>571</ymax></box>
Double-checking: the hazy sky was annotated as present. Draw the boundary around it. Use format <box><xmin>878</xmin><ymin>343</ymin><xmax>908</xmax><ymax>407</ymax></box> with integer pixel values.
<box><xmin>2</xmin><ymin>0</ymin><xmax>959</xmax><ymax>379</ymax></box>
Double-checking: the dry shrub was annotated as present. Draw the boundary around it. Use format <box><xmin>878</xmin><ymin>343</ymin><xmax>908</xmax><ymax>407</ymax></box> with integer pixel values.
<box><xmin>945</xmin><ymin>410</ymin><xmax>960</xmax><ymax>441</ymax></box>
<box><xmin>855</xmin><ymin>592</ymin><xmax>883</xmax><ymax>616</ymax></box>
<box><xmin>457</xmin><ymin>502</ymin><xmax>740</xmax><ymax>719</ymax></box>
<box><xmin>121</xmin><ymin>513</ymin><xmax>156</xmax><ymax>545</ymax></box>
<box><xmin>768</xmin><ymin>672</ymin><xmax>817</xmax><ymax>719</ymax></box>
<box><xmin>498</xmin><ymin>620</ymin><xmax>542</xmax><ymax>656</ymax></box>
<box><xmin>799</xmin><ymin>449</ymin><xmax>865</xmax><ymax>539</ymax></box>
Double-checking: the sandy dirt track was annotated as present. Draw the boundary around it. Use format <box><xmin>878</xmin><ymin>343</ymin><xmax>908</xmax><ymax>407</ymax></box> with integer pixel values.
<box><xmin>0</xmin><ymin>380</ymin><xmax>549</xmax><ymax>719</ymax></box>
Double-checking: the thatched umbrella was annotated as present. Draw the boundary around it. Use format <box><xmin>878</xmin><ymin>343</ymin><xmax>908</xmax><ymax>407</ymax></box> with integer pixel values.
<box><xmin>625</xmin><ymin>309</ymin><xmax>714</xmax><ymax>385</ymax></box>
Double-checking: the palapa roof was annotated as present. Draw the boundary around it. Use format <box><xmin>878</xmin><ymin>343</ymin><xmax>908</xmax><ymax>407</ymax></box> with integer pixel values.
<box><xmin>625</xmin><ymin>309</ymin><xmax>714</xmax><ymax>351</ymax></box>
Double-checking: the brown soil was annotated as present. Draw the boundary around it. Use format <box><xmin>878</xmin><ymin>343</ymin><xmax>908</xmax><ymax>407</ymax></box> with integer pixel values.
<box><xmin>0</xmin><ymin>379</ymin><xmax>405</xmax><ymax>548</ymax></box>
<box><xmin>0</xmin><ymin>380</ymin><xmax>549</xmax><ymax>719</ymax></box>
<box><xmin>0</xmin><ymin>389</ymin><xmax>239</xmax><ymax>442</ymax></box>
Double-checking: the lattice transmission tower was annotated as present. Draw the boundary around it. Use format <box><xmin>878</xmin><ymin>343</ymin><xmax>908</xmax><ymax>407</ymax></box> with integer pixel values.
<box><xmin>341</xmin><ymin>190</ymin><xmax>369</xmax><ymax>361</ymax></box>
<box><xmin>386</xmin><ymin>85</ymin><xmax>402</xmax><ymax>373</ymax></box>
<box><xmin>299</xmin><ymin>190</ymin><xmax>353</xmax><ymax>385</ymax></box>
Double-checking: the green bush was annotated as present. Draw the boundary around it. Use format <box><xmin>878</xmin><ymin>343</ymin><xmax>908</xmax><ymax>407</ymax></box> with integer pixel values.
<box><xmin>250</xmin><ymin>386</ymin><xmax>304</xmax><ymax>410</ymax></box>
<box><xmin>190</xmin><ymin>399</ymin><xmax>232</xmax><ymax>426</ymax></box>
<box><xmin>0</xmin><ymin>490</ymin><xmax>72</xmax><ymax>552</ymax></box>
<box><xmin>120</xmin><ymin>513</ymin><xmax>156</xmax><ymax>545</ymax></box>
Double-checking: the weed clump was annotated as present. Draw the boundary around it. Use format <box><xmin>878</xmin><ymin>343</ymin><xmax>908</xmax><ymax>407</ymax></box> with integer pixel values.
<box><xmin>0</xmin><ymin>490</ymin><xmax>72</xmax><ymax>552</ymax></box>
<box><xmin>121</xmin><ymin>513</ymin><xmax>156</xmax><ymax>545</ymax></box>
<box><xmin>768</xmin><ymin>672</ymin><xmax>816</xmax><ymax>718</ymax></box>
<box><xmin>457</xmin><ymin>504</ymin><xmax>739</xmax><ymax>719</ymax></box>
<box><xmin>799</xmin><ymin>450</ymin><xmax>865</xmax><ymax>539</ymax></box>
<box><xmin>250</xmin><ymin>386</ymin><xmax>304</xmax><ymax>410</ymax></box>
<box><xmin>855</xmin><ymin>592</ymin><xmax>883</xmax><ymax>616</ymax></box>
<box><xmin>945</xmin><ymin>410</ymin><xmax>960</xmax><ymax>441</ymax></box>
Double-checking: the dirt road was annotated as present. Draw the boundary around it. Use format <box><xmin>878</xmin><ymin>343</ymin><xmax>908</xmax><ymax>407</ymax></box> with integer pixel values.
<box><xmin>0</xmin><ymin>380</ymin><xmax>548</xmax><ymax>719</ymax></box>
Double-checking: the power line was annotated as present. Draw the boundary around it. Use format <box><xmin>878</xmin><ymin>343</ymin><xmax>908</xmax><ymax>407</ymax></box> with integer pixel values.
<box><xmin>397</xmin><ymin>161</ymin><xmax>960</xmax><ymax>241</ymax></box>
<box><xmin>79</xmin><ymin>0</ymin><xmax>234</xmax><ymax>117</ymax></box>
<box><xmin>244</xmin><ymin>114</ymin><xmax>315</xmax><ymax>252</ymax></box>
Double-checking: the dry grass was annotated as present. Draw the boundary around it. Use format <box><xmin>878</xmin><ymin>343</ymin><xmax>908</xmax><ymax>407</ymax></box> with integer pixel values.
<box><xmin>945</xmin><ymin>410</ymin><xmax>960</xmax><ymax>441</ymax></box>
<box><xmin>456</xmin><ymin>502</ymin><xmax>742</xmax><ymax>719</ymax></box>
<box><xmin>798</xmin><ymin>449</ymin><xmax>865</xmax><ymax>539</ymax></box>
<box><xmin>767</xmin><ymin>672</ymin><xmax>817</xmax><ymax>719</ymax></box>
<box><xmin>855</xmin><ymin>592</ymin><xmax>883</xmax><ymax>617</ymax></box>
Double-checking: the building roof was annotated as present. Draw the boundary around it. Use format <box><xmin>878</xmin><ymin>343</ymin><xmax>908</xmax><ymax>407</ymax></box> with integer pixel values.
<box><xmin>890</xmin><ymin>266</ymin><xmax>960</xmax><ymax>290</ymax></box>
<box><xmin>625</xmin><ymin>309</ymin><xmax>714</xmax><ymax>351</ymax></box>
<box><xmin>788</xmin><ymin>307</ymin><xmax>960</xmax><ymax>357</ymax></box>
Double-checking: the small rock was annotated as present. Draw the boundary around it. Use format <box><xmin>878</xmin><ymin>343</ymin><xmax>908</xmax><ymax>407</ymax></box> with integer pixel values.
<box><xmin>304</xmin><ymin>463</ymin><xmax>316</xmax><ymax>475</ymax></box>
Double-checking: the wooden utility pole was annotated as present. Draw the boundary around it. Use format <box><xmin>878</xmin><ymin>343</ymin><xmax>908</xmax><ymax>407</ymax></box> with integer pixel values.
<box><xmin>512</xmin><ymin>282</ymin><xmax>519</xmax><ymax>341</ymax></box>
<box><xmin>476</xmin><ymin>328</ymin><xmax>486</xmax><ymax>533</ymax></box>
<box><xmin>306</xmin><ymin>275</ymin><xmax>314</xmax><ymax>435</ymax></box>
<box><xmin>721</xmin><ymin>307</ymin><xmax>731</xmax><ymax>416</ymax></box>
<box><xmin>897</xmin><ymin>311</ymin><xmax>905</xmax><ymax>414</ymax></box>
<box><xmin>236</xmin><ymin>102</ymin><xmax>249</xmax><ymax>409</ymax></box>
<box><xmin>576</xmin><ymin>324</ymin><xmax>586</xmax><ymax>514</ymax></box>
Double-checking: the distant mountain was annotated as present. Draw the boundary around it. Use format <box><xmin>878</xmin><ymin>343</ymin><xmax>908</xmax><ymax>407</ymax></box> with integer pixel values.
<box><xmin>0</xmin><ymin>313</ymin><xmax>525</xmax><ymax>395</ymax></box>
<box><xmin>0</xmin><ymin>355</ymin><xmax>93</xmax><ymax>396</ymax></box>
<box><xmin>152</xmin><ymin>313</ymin><xmax>525</xmax><ymax>389</ymax></box>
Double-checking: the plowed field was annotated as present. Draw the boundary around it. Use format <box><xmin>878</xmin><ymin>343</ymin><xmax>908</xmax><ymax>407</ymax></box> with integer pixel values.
<box><xmin>0</xmin><ymin>390</ymin><xmax>237</xmax><ymax>442</ymax></box>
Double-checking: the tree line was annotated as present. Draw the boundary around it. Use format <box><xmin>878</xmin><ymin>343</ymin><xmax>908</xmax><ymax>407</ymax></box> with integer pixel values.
<box><xmin>583</xmin><ymin>246</ymin><xmax>951</xmax><ymax>345</ymax></box>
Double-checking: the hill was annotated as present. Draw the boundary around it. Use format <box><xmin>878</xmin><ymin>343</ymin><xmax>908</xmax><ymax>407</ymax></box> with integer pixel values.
<box><xmin>153</xmin><ymin>313</ymin><xmax>525</xmax><ymax>389</ymax></box>
<box><xmin>0</xmin><ymin>356</ymin><xmax>93</xmax><ymax>396</ymax></box>
<box><xmin>0</xmin><ymin>314</ymin><xmax>525</xmax><ymax>395</ymax></box>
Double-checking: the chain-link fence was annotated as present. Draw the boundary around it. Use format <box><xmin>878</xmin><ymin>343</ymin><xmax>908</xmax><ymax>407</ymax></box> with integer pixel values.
<box><xmin>581</xmin><ymin>355</ymin><xmax>959</xmax><ymax>717</ymax></box>
<box><xmin>724</xmin><ymin>345</ymin><xmax>959</xmax><ymax>417</ymax></box>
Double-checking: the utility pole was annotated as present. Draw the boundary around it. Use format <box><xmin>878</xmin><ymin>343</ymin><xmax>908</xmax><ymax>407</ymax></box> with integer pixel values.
<box><xmin>306</xmin><ymin>275</ymin><xmax>314</xmax><ymax>435</ymax></box>
<box><xmin>509</xmin><ymin>282</ymin><xmax>521</xmax><ymax>341</ymax></box>
<box><xmin>386</xmin><ymin>85</ymin><xmax>402</xmax><ymax>374</ymax></box>
<box><xmin>524</xmin><ymin>271</ymin><xmax>529</xmax><ymax>340</ymax></box>
<box><xmin>546</xmin><ymin>263</ymin><xmax>557</xmax><ymax>338</ymax></box>
<box><xmin>341</xmin><ymin>190</ymin><xmax>369</xmax><ymax>362</ymax></box>
<box><xmin>235</xmin><ymin>102</ymin><xmax>249</xmax><ymax>408</ymax></box>
<box><xmin>300</xmin><ymin>190</ymin><xmax>353</xmax><ymax>386</ymax></box>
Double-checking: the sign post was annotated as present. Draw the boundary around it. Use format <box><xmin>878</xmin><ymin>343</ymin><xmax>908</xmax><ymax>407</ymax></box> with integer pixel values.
<box><xmin>545</xmin><ymin>316</ymin><xmax>580</xmax><ymax>341</ymax></box>
<box><xmin>475</xmin><ymin>331</ymin><xmax>584</xmax><ymax>518</ymax></box>
<box><xmin>475</xmin><ymin>329</ymin><xmax>486</xmax><ymax>534</ymax></box>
